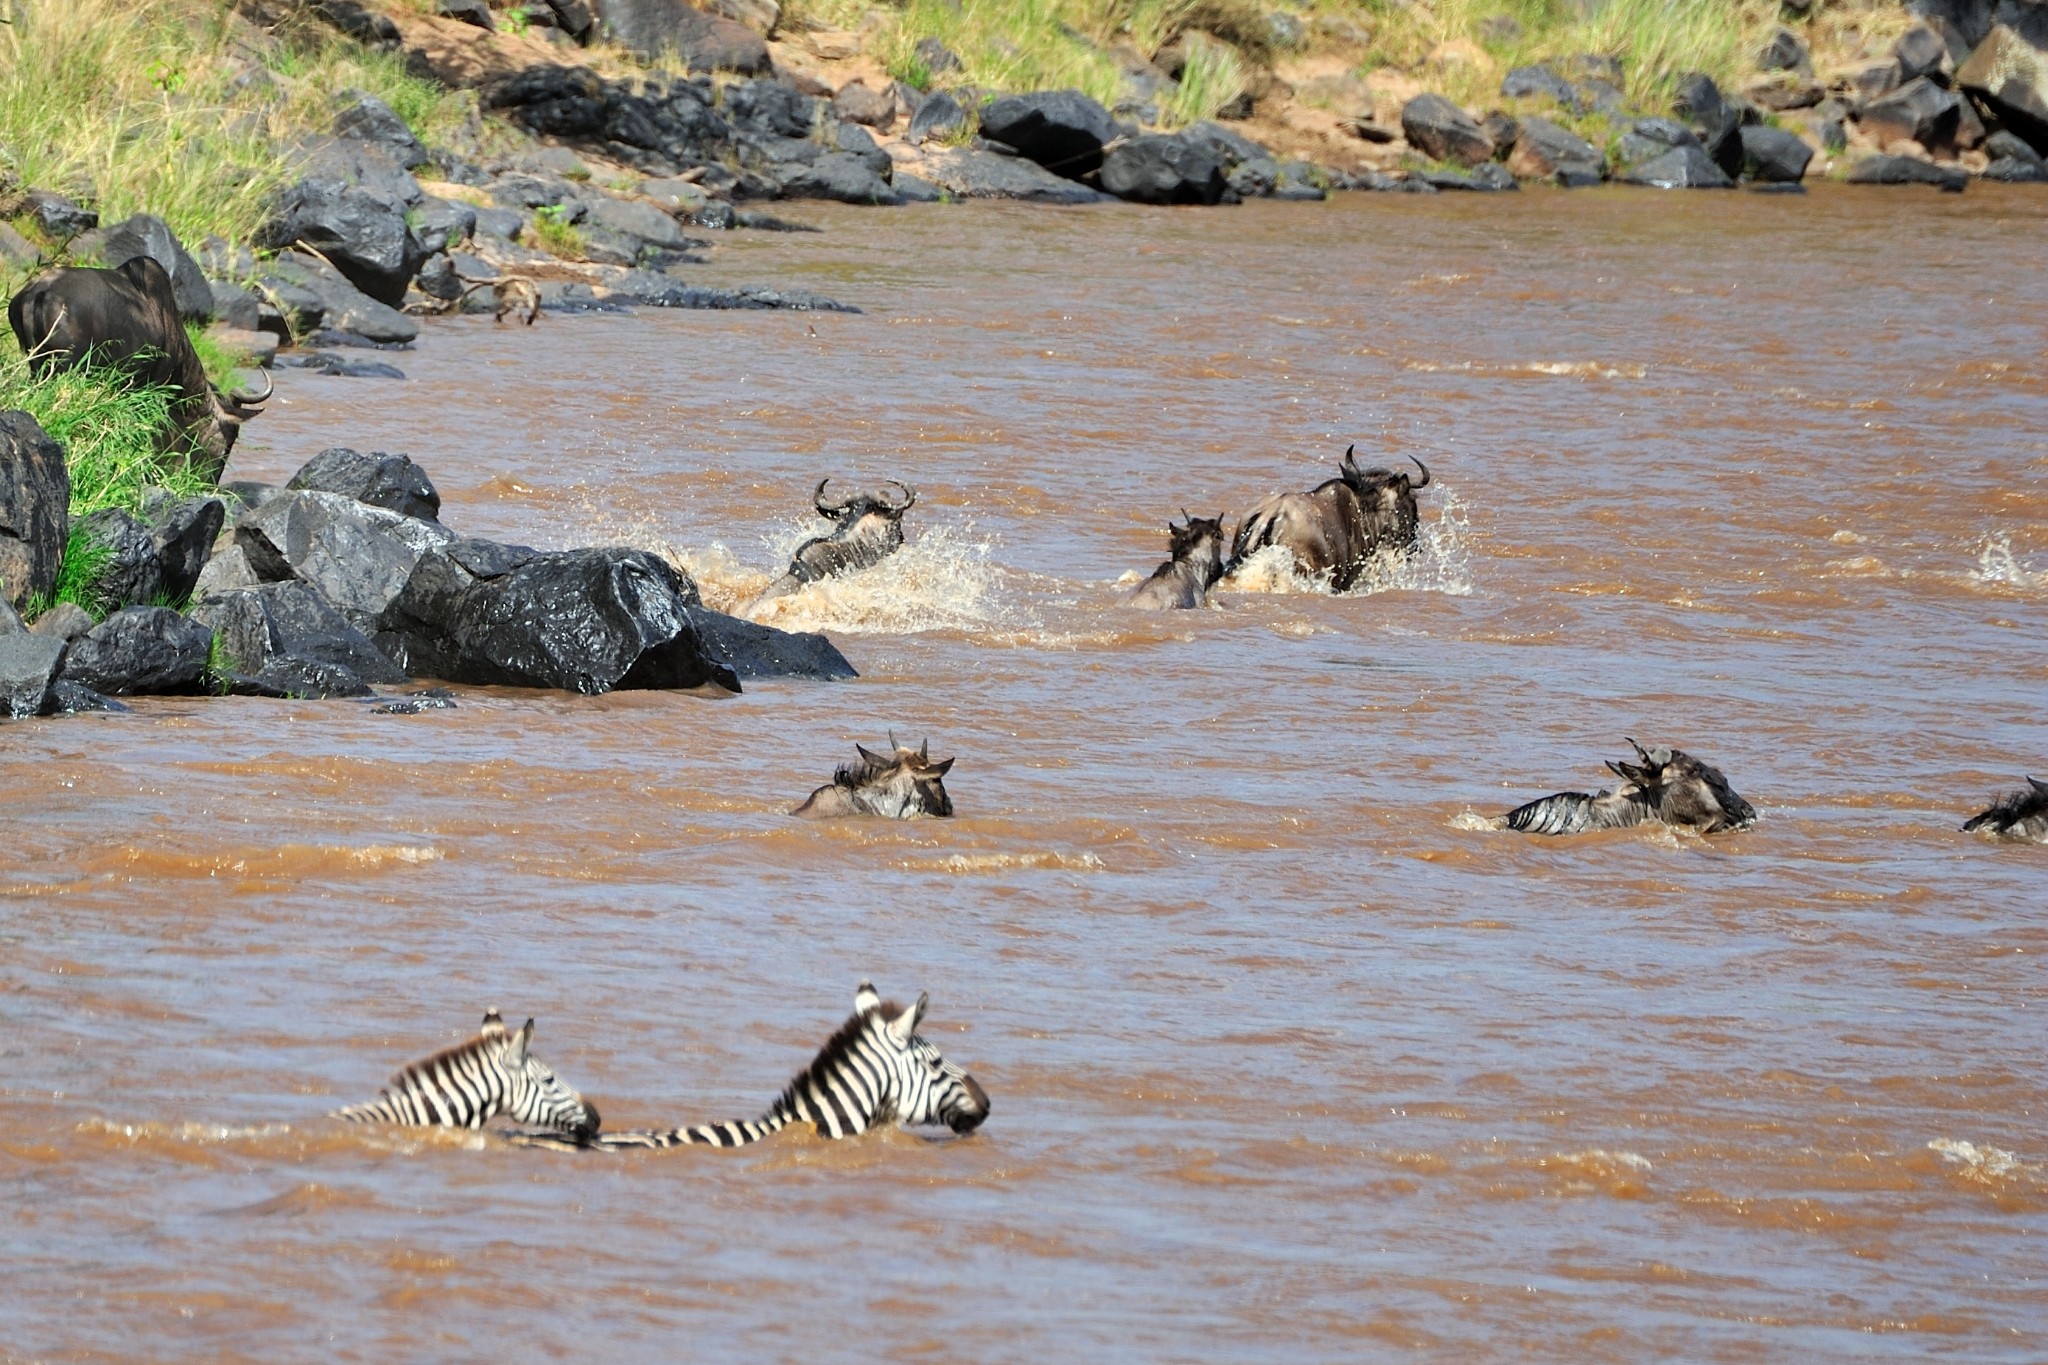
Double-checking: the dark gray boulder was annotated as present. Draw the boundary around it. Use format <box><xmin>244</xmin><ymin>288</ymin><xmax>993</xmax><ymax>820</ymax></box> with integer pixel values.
<box><xmin>1501</xmin><ymin>65</ymin><xmax>1578</xmax><ymax>104</ymax></box>
<box><xmin>978</xmin><ymin>90</ymin><xmax>1120</xmax><ymax>179</ymax></box>
<box><xmin>1894</xmin><ymin>23</ymin><xmax>1951</xmax><ymax>81</ymax></box>
<box><xmin>257</xmin><ymin>251</ymin><xmax>419</xmax><ymax>344</ymax></box>
<box><xmin>1859</xmin><ymin>77</ymin><xmax>1963</xmax><ymax>154</ymax></box>
<box><xmin>1759</xmin><ymin>25</ymin><xmax>1811</xmax><ymax>73</ymax></box>
<box><xmin>255</xmin><ymin>177</ymin><xmax>428</xmax><ymax>308</ymax></box>
<box><xmin>300</xmin><ymin>135</ymin><xmax>425</xmax><ymax>211</ymax></box>
<box><xmin>191</xmin><ymin>580</ymin><xmax>406</xmax><ymax>696</ymax></box>
<box><xmin>592</xmin><ymin>0</ymin><xmax>772</xmax><ymax>72</ymax></box>
<box><xmin>1847</xmin><ymin>154</ymin><xmax>1969</xmax><ymax>189</ymax></box>
<box><xmin>831</xmin><ymin>122</ymin><xmax>894</xmax><ymax>176</ymax></box>
<box><xmin>307</xmin><ymin>0</ymin><xmax>401</xmax><ymax>45</ymax></box>
<box><xmin>0</xmin><ymin>595</ymin><xmax>18</xmax><ymax>634</ymax></box>
<box><xmin>1984</xmin><ymin>153</ymin><xmax>2048</xmax><ymax>179</ymax></box>
<box><xmin>0</xmin><ymin>411</ymin><xmax>69</xmax><ymax>611</ymax></box>
<box><xmin>916</xmin><ymin>146</ymin><xmax>1111</xmax><ymax>203</ymax></box>
<box><xmin>685</xmin><ymin>607</ymin><xmax>856</xmax><ymax>680</ymax></box>
<box><xmin>28</xmin><ymin>602</ymin><xmax>91</xmax><ymax>641</ymax></box>
<box><xmin>210</xmin><ymin>281</ymin><xmax>262</xmax><ymax>331</ymax></box>
<box><xmin>286</xmin><ymin>448</ymin><xmax>441</xmax><ymax>521</ymax></box>
<box><xmin>192</xmin><ymin>544</ymin><xmax>262</xmax><ymax>602</ymax></box>
<box><xmin>235</xmin><ymin>490</ymin><xmax>453</xmax><ymax>633</ymax></box>
<box><xmin>1956</xmin><ymin>24</ymin><xmax>2048</xmax><ymax>155</ymax></box>
<box><xmin>59</xmin><ymin>606</ymin><xmax>213</xmax><ymax>695</ymax></box>
<box><xmin>1421</xmin><ymin>162</ymin><xmax>1518</xmax><ymax>191</ymax></box>
<box><xmin>1740</xmin><ymin>125</ymin><xmax>1813</xmax><ymax>182</ymax></box>
<box><xmin>380</xmin><ymin>546</ymin><xmax>740</xmax><ymax>694</ymax></box>
<box><xmin>334</xmin><ymin>94</ymin><xmax>430</xmax><ymax>170</ymax></box>
<box><xmin>71</xmin><ymin>508</ymin><xmax>165</xmax><ymax>615</ymax></box>
<box><xmin>144</xmin><ymin>494</ymin><xmax>227</xmax><ymax>605</ymax></box>
<box><xmin>1401</xmin><ymin>93</ymin><xmax>1493</xmax><ymax>165</ymax></box>
<box><xmin>411</xmin><ymin>196</ymin><xmax>478</xmax><ymax>256</ymax></box>
<box><xmin>1987</xmin><ymin>129</ymin><xmax>2046</xmax><ymax>165</ymax></box>
<box><xmin>914</xmin><ymin>36</ymin><xmax>963</xmax><ymax>76</ymax></box>
<box><xmin>439</xmin><ymin>0</ymin><xmax>494</xmax><ymax>27</ymax></box>
<box><xmin>832</xmin><ymin>80</ymin><xmax>895</xmax><ymax>127</ymax></box>
<box><xmin>1100</xmin><ymin>132</ymin><xmax>1229</xmax><ymax>204</ymax></box>
<box><xmin>777</xmin><ymin>153</ymin><xmax>897</xmax><ymax>204</ymax></box>
<box><xmin>583</xmin><ymin>194</ymin><xmax>690</xmax><ymax>247</ymax></box>
<box><xmin>0</xmin><ymin>633</ymin><xmax>66</xmax><ymax>718</ymax></box>
<box><xmin>907</xmin><ymin>89</ymin><xmax>971</xmax><ymax>146</ymax></box>
<box><xmin>51</xmin><ymin>679</ymin><xmax>125</xmax><ymax>714</ymax></box>
<box><xmin>1507</xmin><ymin>116</ymin><xmax>1604</xmax><ymax>185</ymax></box>
<box><xmin>70</xmin><ymin>214</ymin><xmax>213</xmax><ymax>321</ymax></box>
<box><xmin>1617</xmin><ymin>144</ymin><xmax>1736</xmax><ymax>188</ymax></box>
<box><xmin>21</xmin><ymin>190</ymin><xmax>97</xmax><ymax>241</ymax></box>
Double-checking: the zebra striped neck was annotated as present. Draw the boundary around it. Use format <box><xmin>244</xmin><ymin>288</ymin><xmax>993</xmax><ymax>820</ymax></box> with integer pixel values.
<box><xmin>335</xmin><ymin>1012</ymin><xmax>598</xmax><ymax>1140</ymax></box>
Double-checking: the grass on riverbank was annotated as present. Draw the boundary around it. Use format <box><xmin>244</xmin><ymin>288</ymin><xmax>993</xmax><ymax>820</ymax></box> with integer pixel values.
<box><xmin>0</xmin><ymin>0</ymin><xmax>476</xmax><ymax>250</ymax></box>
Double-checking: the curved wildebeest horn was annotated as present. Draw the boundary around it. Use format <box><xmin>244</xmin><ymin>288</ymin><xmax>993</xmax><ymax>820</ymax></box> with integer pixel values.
<box><xmin>918</xmin><ymin>737</ymin><xmax>930</xmax><ymax>761</ymax></box>
<box><xmin>1407</xmin><ymin>455</ymin><xmax>1430</xmax><ymax>489</ymax></box>
<box><xmin>880</xmin><ymin>480</ymin><xmax>916</xmax><ymax>515</ymax></box>
<box><xmin>1340</xmin><ymin>443</ymin><xmax>1360</xmax><ymax>474</ymax></box>
<box><xmin>215</xmin><ymin>368</ymin><xmax>273</xmax><ymax>412</ymax></box>
<box><xmin>814</xmin><ymin>477</ymin><xmax>858</xmax><ymax>518</ymax></box>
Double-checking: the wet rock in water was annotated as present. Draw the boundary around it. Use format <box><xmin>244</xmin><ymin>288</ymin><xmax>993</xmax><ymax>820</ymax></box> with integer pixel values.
<box><xmin>70</xmin><ymin>214</ymin><xmax>213</xmax><ymax>321</ymax></box>
<box><xmin>907</xmin><ymin>89</ymin><xmax>971</xmax><ymax>146</ymax></box>
<box><xmin>777</xmin><ymin>152</ymin><xmax>897</xmax><ymax>205</ymax></box>
<box><xmin>914</xmin><ymin>146</ymin><xmax>1110</xmax><ymax>203</ymax></box>
<box><xmin>258</xmin><ymin>250</ymin><xmax>419</xmax><ymax>344</ymax></box>
<box><xmin>1983</xmin><ymin>129</ymin><xmax>2048</xmax><ymax>179</ymax></box>
<box><xmin>892</xmin><ymin>174</ymin><xmax>944</xmax><ymax>203</ymax></box>
<box><xmin>370</xmin><ymin>686</ymin><xmax>458</xmax><ymax>714</ymax></box>
<box><xmin>380</xmin><ymin>546</ymin><xmax>739</xmax><ymax>694</ymax></box>
<box><xmin>192</xmin><ymin>580</ymin><xmax>405</xmax><ymax>697</ymax></box>
<box><xmin>287</xmin><ymin>449</ymin><xmax>441</xmax><ymax>521</ymax></box>
<box><xmin>1740</xmin><ymin>125</ymin><xmax>1814</xmax><ymax>182</ymax></box>
<box><xmin>1421</xmin><ymin>162</ymin><xmax>1519</xmax><ymax>191</ymax></box>
<box><xmin>593</xmin><ymin>0</ymin><xmax>772</xmax><ymax>72</ymax></box>
<box><xmin>1099</xmin><ymin>132</ymin><xmax>1230</xmax><ymax>205</ymax></box>
<box><xmin>28</xmin><ymin>602</ymin><xmax>93</xmax><ymax>643</ymax></box>
<box><xmin>1401</xmin><ymin>93</ymin><xmax>1494</xmax><ymax>166</ymax></box>
<box><xmin>71</xmin><ymin>508</ymin><xmax>166</xmax><ymax>615</ymax></box>
<box><xmin>281</xmin><ymin>353</ymin><xmax>408</xmax><ymax>379</ymax></box>
<box><xmin>1847</xmin><ymin>154</ymin><xmax>1969</xmax><ymax>190</ymax></box>
<box><xmin>1617</xmin><ymin>143</ymin><xmax>1736</xmax><ymax>189</ymax></box>
<box><xmin>1507</xmin><ymin>116</ymin><xmax>1604</xmax><ymax>186</ymax></box>
<box><xmin>1957</xmin><ymin>24</ymin><xmax>2048</xmax><ymax>156</ymax></box>
<box><xmin>978</xmin><ymin>90</ymin><xmax>1120</xmax><ymax>180</ymax></box>
<box><xmin>613</xmin><ymin>277</ymin><xmax>859</xmax><ymax>311</ymax></box>
<box><xmin>0</xmin><ymin>411</ymin><xmax>70</xmax><ymax>611</ymax></box>
<box><xmin>334</xmin><ymin>94</ymin><xmax>430</xmax><ymax>170</ymax></box>
<box><xmin>255</xmin><ymin>177</ymin><xmax>427</xmax><ymax>308</ymax></box>
<box><xmin>685</xmin><ymin>607</ymin><xmax>856</xmax><ymax>681</ymax></box>
<box><xmin>236</xmin><ymin>490</ymin><xmax>454</xmax><ymax>634</ymax></box>
<box><xmin>832</xmin><ymin>80</ymin><xmax>895</xmax><ymax>128</ymax></box>
<box><xmin>1860</xmin><ymin>77</ymin><xmax>1963</xmax><ymax>154</ymax></box>
<box><xmin>0</xmin><ymin>633</ymin><xmax>66</xmax><ymax>718</ymax></box>
<box><xmin>59</xmin><ymin>606</ymin><xmax>213</xmax><ymax>695</ymax></box>
<box><xmin>51</xmin><ymin>679</ymin><xmax>125</xmax><ymax>714</ymax></box>
<box><xmin>144</xmin><ymin>493</ymin><xmax>228</xmax><ymax>605</ymax></box>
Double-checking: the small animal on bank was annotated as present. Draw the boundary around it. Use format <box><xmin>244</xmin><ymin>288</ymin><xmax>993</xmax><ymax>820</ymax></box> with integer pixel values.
<box><xmin>7</xmin><ymin>256</ymin><xmax>272</xmax><ymax>479</ymax></box>
<box><xmin>1494</xmin><ymin>739</ymin><xmax>1758</xmax><ymax>836</ymax></box>
<box><xmin>452</xmin><ymin>270</ymin><xmax>541</xmax><ymax>325</ymax></box>
<box><xmin>1962</xmin><ymin>776</ymin><xmax>2048</xmax><ymax>843</ymax></box>
<box><xmin>1228</xmin><ymin>446</ymin><xmax>1431</xmax><ymax>592</ymax></box>
<box><xmin>1127</xmin><ymin>512</ymin><xmax>1227</xmax><ymax>609</ymax></box>
<box><xmin>334</xmin><ymin>1010</ymin><xmax>601</xmax><ymax>1143</ymax></box>
<box><xmin>793</xmin><ymin>738</ymin><xmax>955</xmax><ymax>819</ymax></box>
<box><xmin>752</xmin><ymin>478</ymin><xmax>916</xmax><ymax>605</ymax></box>
<box><xmin>508</xmin><ymin>981</ymin><xmax>989</xmax><ymax>1151</ymax></box>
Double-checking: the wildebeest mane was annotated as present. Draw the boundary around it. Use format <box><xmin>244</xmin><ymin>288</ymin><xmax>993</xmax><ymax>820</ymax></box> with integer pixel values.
<box><xmin>1962</xmin><ymin>777</ymin><xmax>2048</xmax><ymax>832</ymax></box>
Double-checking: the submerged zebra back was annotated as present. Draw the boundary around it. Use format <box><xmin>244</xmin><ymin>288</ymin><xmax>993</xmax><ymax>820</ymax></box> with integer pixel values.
<box><xmin>1498</xmin><ymin>790</ymin><xmax>1650</xmax><ymax>836</ymax></box>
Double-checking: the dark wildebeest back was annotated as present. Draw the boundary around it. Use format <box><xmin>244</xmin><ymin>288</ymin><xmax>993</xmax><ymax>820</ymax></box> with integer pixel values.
<box><xmin>1962</xmin><ymin>777</ymin><xmax>2048</xmax><ymax>842</ymax></box>
<box><xmin>7</xmin><ymin>256</ymin><xmax>269</xmax><ymax>480</ymax></box>
<box><xmin>1498</xmin><ymin>739</ymin><xmax>1756</xmax><ymax>836</ymax></box>
<box><xmin>752</xmin><ymin>478</ymin><xmax>916</xmax><ymax>606</ymax></box>
<box><xmin>1229</xmin><ymin>447</ymin><xmax>1430</xmax><ymax>592</ymax></box>
<box><xmin>793</xmin><ymin>739</ymin><xmax>955</xmax><ymax>819</ymax></box>
<box><xmin>1128</xmin><ymin>513</ymin><xmax>1226</xmax><ymax>609</ymax></box>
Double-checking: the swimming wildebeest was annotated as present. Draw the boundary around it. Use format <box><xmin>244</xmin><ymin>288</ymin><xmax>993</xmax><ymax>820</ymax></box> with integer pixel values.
<box><xmin>1494</xmin><ymin>739</ymin><xmax>1758</xmax><ymax>836</ymax></box>
<box><xmin>753</xmin><ymin>478</ymin><xmax>916</xmax><ymax>605</ymax></box>
<box><xmin>1128</xmin><ymin>512</ymin><xmax>1226</xmax><ymax>610</ymax></box>
<box><xmin>1962</xmin><ymin>777</ymin><xmax>2048</xmax><ymax>843</ymax></box>
<box><xmin>7</xmin><ymin>256</ymin><xmax>271</xmax><ymax>480</ymax></box>
<box><xmin>1229</xmin><ymin>447</ymin><xmax>1431</xmax><ymax>592</ymax></box>
<box><xmin>793</xmin><ymin>739</ymin><xmax>955</xmax><ymax>819</ymax></box>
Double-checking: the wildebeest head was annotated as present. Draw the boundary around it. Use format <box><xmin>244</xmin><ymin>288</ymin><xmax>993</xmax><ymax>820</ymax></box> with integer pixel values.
<box><xmin>7</xmin><ymin>256</ymin><xmax>271</xmax><ymax>478</ymax></box>
<box><xmin>1611</xmin><ymin>738</ymin><xmax>1757</xmax><ymax>834</ymax></box>
<box><xmin>1335</xmin><ymin>446</ymin><xmax>1430</xmax><ymax>556</ymax></box>
<box><xmin>794</xmin><ymin>737</ymin><xmax>955</xmax><ymax>819</ymax></box>
<box><xmin>1166</xmin><ymin>511</ymin><xmax>1226</xmax><ymax>572</ymax></box>
<box><xmin>1962</xmin><ymin>776</ymin><xmax>2048</xmax><ymax>842</ymax></box>
<box><xmin>752</xmin><ymin>478</ymin><xmax>918</xmax><ymax>607</ymax></box>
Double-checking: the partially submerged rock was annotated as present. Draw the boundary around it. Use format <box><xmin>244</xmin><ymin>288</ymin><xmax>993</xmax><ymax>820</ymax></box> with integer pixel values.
<box><xmin>0</xmin><ymin>411</ymin><xmax>69</xmax><ymax>611</ymax></box>
<box><xmin>0</xmin><ymin>632</ymin><xmax>66</xmax><ymax>719</ymax></box>
<box><xmin>59</xmin><ymin>606</ymin><xmax>213</xmax><ymax>696</ymax></box>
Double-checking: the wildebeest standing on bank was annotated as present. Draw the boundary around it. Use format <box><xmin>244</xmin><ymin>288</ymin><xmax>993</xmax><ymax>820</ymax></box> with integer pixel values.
<box><xmin>751</xmin><ymin>478</ymin><xmax>915</xmax><ymax>607</ymax></box>
<box><xmin>1229</xmin><ymin>447</ymin><xmax>1431</xmax><ymax>592</ymax></box>
<box><xmin>1962</xmin><ymin>777</ymin><xmax>2048</xmax><ymax>842</ymax></box>
<box><xmin>793</xmin><ymin>739</ymin><xmax>955</xmax><ymax>819</ymax></box>
<box><xmin>1495</xmin><ymin>739</ymin><xmax>1758</xmax><ymax>836</ymax></box>
<box><xmin>7</xmin><ymin>256</ymin><xmax>271</xmax><ymax>480</ymax></box>
<box><xmin>1128</xmin><ymin>513</ymin><xmax>1226</xmax><ymax>609</ymax></box>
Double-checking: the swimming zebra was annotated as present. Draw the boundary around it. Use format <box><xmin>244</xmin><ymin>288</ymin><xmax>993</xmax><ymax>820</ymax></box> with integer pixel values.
<box><xmin>1494</xmin><ymin>738</ymin><xmax>1757</xmax><ymax>836</ymax></box>
<box><xmin>335</xmin><ymin>1010</ymin><xmax>601</xmax><ymax>1143</ymax></box>
<box><xmin>507</xmin><ymin>982</ymin><xmax>988</xmax><ymax>1152</ymax></box>
<box><xmin>1962</xmin><ymin>776</ymin><xmax>2048</xmax><ymax>843</ymax></box>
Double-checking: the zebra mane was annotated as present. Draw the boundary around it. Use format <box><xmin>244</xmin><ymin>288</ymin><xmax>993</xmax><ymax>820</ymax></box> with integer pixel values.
<box><xmin>378</xmin><ymin>1017</ymin><xmax>508</xmax><ymax>1095</ymax></box>
<box><xmin>789</xmin><ymin>1000</ymin><xmax>904</xmax><ymax>1088</ymax></box>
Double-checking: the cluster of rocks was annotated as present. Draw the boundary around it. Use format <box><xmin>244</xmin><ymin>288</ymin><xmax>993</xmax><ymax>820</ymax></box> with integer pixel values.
<box><xmin>0</xmin><ymin>420</ymin><xmax>855</xmax><ymax>722</ymax></box>
<box><xmin>1356</xmin><ymin>7</ymin><xmax>2047</xmax><ymax>193</ymax></box>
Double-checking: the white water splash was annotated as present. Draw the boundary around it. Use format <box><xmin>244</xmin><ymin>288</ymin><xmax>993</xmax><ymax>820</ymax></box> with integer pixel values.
<box><xmin>1450</xmin><ymin>809</ymin><xmax>1503</xmax><ymax>832</ymax></box>
<box><xmin>1221</xmin><ymin>489</ymin><xmax>1475</xmax><ymax>598</ymax></box>
<box><xmin>1929</xmin><ymin>1138</ymin><xmax>2025</xmax><ymax>1181</ymax></box>
<box><xmin>1971</xmin><ymin>536</ymin><xmax>2046</xmax><ymax>592</ymax></box>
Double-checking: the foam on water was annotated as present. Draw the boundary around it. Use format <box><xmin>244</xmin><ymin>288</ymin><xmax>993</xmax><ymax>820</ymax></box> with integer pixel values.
<box><xmin>1928</xmin><ymin>1138</ymin><xmax>2026</xmax><ymax>1183</ymax></box>
<box><xmin>1970</xmin><ymin>535</ymin><xmax>2046</xmax><ymax>592</ymax></box>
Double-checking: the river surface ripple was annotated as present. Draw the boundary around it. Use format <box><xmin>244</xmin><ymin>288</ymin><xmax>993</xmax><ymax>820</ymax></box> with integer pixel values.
<box><xmin>3</xmin><ymin>187</ymin><xmax>2045</xmax><ymax>1361</ymax></box>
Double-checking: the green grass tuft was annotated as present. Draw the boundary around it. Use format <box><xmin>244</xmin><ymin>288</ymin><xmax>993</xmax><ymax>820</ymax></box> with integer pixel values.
<box><xmin>531</xmin><ymin>204</ymin><xmax>587</xmax><ymax>259</ymax></box>
<box><xmin>0</xmin><ymin>346</ymin><xmax>215</xmax><ymax>523</ymax></box>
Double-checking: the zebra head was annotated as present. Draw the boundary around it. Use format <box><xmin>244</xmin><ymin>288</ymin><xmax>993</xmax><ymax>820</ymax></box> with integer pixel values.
<box><xmin>863</xmin><ymin>983</ymin><xmax>990</xmax><ymax>1135</ymax></box>
<box><xmin>485</xmin><ymin>1011</ymin><xmax>603</xmax><ymax>1140</ymax></box>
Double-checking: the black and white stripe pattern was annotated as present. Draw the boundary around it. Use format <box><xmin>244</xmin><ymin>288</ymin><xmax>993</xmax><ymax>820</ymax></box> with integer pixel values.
<box><xmin>511</xmin><ymin>983</ymin><xmax>989</xmax><ymax>1153</ymax></box>
<box><xmin>1499</xmin><ymin>787</ymin><xmax>1653</xmax><ymax>835</ymax></box>
<box><xmin>336</xmin><ymin>1010</ymin><xmax>601</xmax><ymax>1141</ymax></box>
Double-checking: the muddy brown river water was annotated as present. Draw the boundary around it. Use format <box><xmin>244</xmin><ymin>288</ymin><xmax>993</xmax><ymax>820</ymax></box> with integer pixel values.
<box><xmin>4</xmin><ymin>187</ymin><xmax>2045</xmax><ymax>1361</ymax></box>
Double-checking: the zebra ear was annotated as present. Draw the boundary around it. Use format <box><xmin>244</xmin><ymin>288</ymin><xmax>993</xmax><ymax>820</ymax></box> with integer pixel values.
<box><xmin>887</xmin><ymin>992</ymin><xmax>929</xmax><ymax>1044</ymax></box>
<box><xmin>854</xmin><ymin>980</ymin><xmax>880</xmax><ymax>1014</ymax></box>
<box><xmin>510</xmin><ymin>1018</ymin><xmax>535</xmax><ymax>1064</ymax></box>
